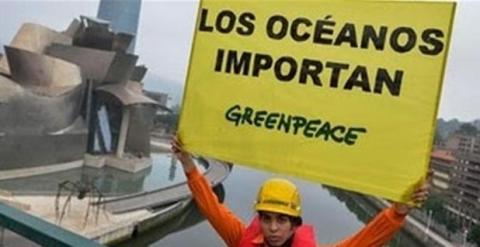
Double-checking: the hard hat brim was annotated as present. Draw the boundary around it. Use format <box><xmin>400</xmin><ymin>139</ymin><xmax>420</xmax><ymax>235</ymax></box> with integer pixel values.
<box><xmin>255</xmin><ymin>204</ymin><xmax>300</xmax><ymax>217</ymax></box>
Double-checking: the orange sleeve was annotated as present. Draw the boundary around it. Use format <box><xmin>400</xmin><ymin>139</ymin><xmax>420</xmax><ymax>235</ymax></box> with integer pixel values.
<box><xmin>334</xmin><ymin>207</ymin><xmax>406</xmax><ymax>247</ymax></box>
<box><xmin>186</xmin><ymin>167</ymin><xmax>246</xmax><ymax>247</ymax></box>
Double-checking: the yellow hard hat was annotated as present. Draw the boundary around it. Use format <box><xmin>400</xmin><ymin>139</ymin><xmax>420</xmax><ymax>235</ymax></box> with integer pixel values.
<box><xmin>254</xmin><ymin>178</ymin><xmax>301</xmax><ymax>217</ymax></box>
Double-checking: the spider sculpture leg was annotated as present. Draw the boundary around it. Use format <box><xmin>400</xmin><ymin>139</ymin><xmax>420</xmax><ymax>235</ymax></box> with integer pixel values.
<box><xmin>55</xmin><ymin>181</ymin><xmax>75</xmax><ymax>224</ymax></box>
<box><xmin>58</xmin><ymin>188</ymin><xmax>76</xmax><ymax>225</ymax></box>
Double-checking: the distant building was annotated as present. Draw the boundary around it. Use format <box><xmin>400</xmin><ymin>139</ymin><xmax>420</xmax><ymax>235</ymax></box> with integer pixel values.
<box><xmin>446</xmin><ymin>134</ymin><xmax>480</xmax><ymax>154</ymax></box>
<box><xmin>143</xmin><ymin>90</ymin><xmax>170</xmax><ymax>109</ymax></box>
<box><xmin>430</xmin><ymin>134</ymin><xmax>480</xmax><ymax>226</ymax></box>
<box><xmin>447</xmin><ymin>152</ymin><xmax>480</xmax><ymax>225</ymax></box>
<box><xmin>97</xmin><ymin>0</ymin><xmax>142</xmax><ymax>53</ymax></box>
<box><xmin>430</xmin><ymin>150</ymin><xmax>455</xmax><ymax>194</ymax></box>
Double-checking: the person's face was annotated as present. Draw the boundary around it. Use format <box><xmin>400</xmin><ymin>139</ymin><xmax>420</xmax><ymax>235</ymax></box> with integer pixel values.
<box><xmin>259</xmin><ymin>212</ymin><xmax>296</xmax><ymax>247</ymax></box>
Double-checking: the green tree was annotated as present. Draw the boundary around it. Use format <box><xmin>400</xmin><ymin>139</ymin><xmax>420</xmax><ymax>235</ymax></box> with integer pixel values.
<box><xmin>423</xmin><ymin>196</ymin><xmax>460</xmax><ymax>234</ymax></box>
<box><xmin>434</xmin><ymin>128</ymin><xmax>445</xmax><ymax>145</ymax></box>
<box><xmin>170</xmin><ymin>104</ymin><xmax>181</xmax><ymax>114</ymax></box>
<box><xmin>424</xmin><ymin>196</ymin><xmax>444</xmax><ymax>215</ymax></box>
<box><xmin>468</xmin><ymin>224</ymin><xmax>480</xmax><ymax>247</ymax></box>
<box><xmin>456</xmin><ymin>123</ymin><xmax>479</xmax><ymax>135</ymax></box>
<box><xmin>445</xmin><ymin>217</ymin><xmax>460</xmax><ymax>233</ymax></box>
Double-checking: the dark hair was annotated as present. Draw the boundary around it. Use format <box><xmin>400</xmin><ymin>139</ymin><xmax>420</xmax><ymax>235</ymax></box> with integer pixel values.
<box><xmin>290</xmin><ymin>216</ymin><xmax>303</xmax><ymax>226</ymax></box>
<box><xmin>258</xmin><ymin>211</ymin><xmax>303</xmax><ymax>227</ymax></box>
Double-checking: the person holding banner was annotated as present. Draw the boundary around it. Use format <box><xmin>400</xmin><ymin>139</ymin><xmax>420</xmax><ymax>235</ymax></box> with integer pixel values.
<box><xmin>172</xmin><ymin>137</ymin><xmax>429</xmax><ymax>247</ymax></box>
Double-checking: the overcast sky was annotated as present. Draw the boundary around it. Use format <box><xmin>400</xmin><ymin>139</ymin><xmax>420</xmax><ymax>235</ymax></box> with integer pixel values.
<box><xmin>0</xmin><ymin>0</ymin><xmax>478</xmax><ymax>121</ymax></box>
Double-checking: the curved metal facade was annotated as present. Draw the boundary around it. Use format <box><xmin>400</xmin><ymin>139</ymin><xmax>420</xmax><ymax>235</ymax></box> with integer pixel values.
<box><xmin>1</xmin><ymin>11</ymin><xmax>168</xmax><ymax>173</ymax></box>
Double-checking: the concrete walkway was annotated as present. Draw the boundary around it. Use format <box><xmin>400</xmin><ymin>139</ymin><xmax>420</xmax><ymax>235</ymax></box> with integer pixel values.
<box><xmin>0</xmin><ymin>160</ymin><xmax>83</xmax><ymax>180</ymax></box>
<box><xmin>151</xmin><ymin>140</ymin><xmax>171</xmax><ymax>152</ymax></box>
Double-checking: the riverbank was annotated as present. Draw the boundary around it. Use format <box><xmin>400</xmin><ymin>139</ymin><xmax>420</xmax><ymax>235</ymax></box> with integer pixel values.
<box><xmin>362</xmin><ymin>196</ymin><xmax>456</xmax><ymax>247</ymax></box>
<box><xmin>0</xmin><ymin>139</ymin><xmax>231</xmax><ymax>245</ymax></box>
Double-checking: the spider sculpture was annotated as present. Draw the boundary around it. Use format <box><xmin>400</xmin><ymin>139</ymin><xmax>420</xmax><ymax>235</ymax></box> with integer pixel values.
<box><xmin>55</xmin><ymin>179</ymin><xmax>107</xmax><ymax>227</ymax></box>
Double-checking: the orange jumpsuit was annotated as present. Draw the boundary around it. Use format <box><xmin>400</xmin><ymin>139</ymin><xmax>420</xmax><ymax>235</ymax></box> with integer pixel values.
<box><xmin>186</xmin><ymin>167</ymin><xmax>406</xmax><ymax>247</ymax></box>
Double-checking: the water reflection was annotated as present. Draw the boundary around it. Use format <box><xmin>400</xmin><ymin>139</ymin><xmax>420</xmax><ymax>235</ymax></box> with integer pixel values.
<box><xmin>324</xmin><ymin>185</ymin><xmax>425</xmax><ymax>247</ymax></box>
<box><xmin>114</xmin><ymin>184</ymin><xmax>225</xmax><ymax>247</ymax></box>
<box><xmin>168</xmin><ymin>156</ymin><xmax>177</xmax><ymax>182</ymax></box>
<box><xmin>0</xmin><ymin>153</ymin><xmax>204</xmax><ymax>197</ymax></box>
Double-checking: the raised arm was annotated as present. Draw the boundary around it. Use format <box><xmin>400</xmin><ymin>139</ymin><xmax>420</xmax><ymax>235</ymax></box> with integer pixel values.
<box><xmin>172</xmin><ymin>136</ymin><xmax>246</xmax><ymax>247</ymax></box>
<box><xmin>333</xmin><ymin>181</ymin><xmax>430</xmax><ymax>247</ymax></box>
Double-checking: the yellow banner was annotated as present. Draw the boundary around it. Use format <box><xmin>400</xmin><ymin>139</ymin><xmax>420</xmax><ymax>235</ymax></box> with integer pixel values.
<box><xmin>179</xmin><ymin>0</ymin><xmax>456</xmax><ymax>202</ymax></box>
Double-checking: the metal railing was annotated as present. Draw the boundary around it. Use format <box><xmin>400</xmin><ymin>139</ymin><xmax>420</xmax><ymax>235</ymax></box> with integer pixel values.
<box><xmin>0</xmin><ymin>203</ymin><xmax>103</xmax><ymax>247</ymax></box>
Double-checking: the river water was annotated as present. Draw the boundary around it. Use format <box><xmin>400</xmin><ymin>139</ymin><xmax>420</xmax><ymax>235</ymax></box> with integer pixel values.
<box><xmin>118</xmin><ymin>162</ymin><xmax>425</xmax><ymax>247</ymax></box>
<box><xmin>0</xmin><ymin>153</ymin><xmax>423</xmax><ymax>246</ymax></box>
